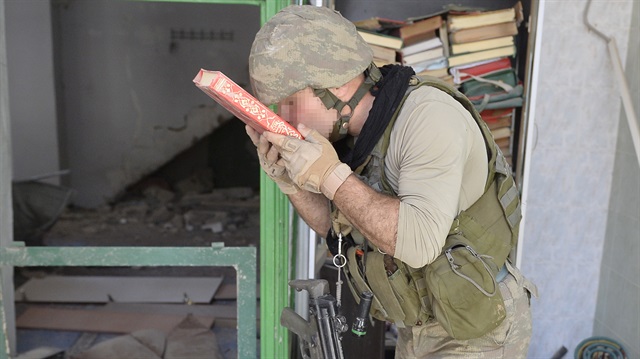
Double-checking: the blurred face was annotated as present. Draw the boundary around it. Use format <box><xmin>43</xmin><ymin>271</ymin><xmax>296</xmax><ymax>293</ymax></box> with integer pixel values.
<box><xmin>277</xmin><ymin>88</ymin><xmax>338</xmax><ymax>139</ymax></box>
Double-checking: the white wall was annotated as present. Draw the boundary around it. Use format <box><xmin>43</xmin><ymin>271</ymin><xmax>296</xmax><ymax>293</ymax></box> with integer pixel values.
<box><xmin>521</xmin><ymin>0</ymin><xmax>635</xmax><ymax>357</ymax></box>
<box><xmin>51</xmin><ymin>1</ymin><xmax>260</xmax><ymax>207</ymax></box>
<box><xmin>24</xmin><ymin>1</ymin><xmax>259</xmax><ymax>207</ymax></box>
<box><xmin>5</xmin><ymin>0</ymin><xmax>60</xmax><ymax>183</ymax></box>
<box><xmin>594</xmin><ymin>1</ymin><xmax>640</xmax><ymax>357</ymax></box>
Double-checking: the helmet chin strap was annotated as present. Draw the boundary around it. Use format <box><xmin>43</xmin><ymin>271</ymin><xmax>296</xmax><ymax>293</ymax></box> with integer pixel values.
<box><xmin>313</xmin><ymin>63</ymin><xmax>382</xmax><ymax>142</ymax></box>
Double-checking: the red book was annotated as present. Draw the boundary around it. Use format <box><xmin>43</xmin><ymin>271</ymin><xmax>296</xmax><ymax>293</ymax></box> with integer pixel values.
<box><xmin>483</xmin><ymin>115</ymin><xmax>513</xmax><ymax>131</ymax></box>
<box><xmin>193</xmin><ymin>69</ymin><xmax>303</xmax><ymax>139</ymax></box>
<box><xmin>480</xmin><ymin>108</ymin><xmax>514</xmax><ymax>124</ymax></box>
<box><xmin>450</xmin><ymin>57</ymin><xmax>512</xmax><ymax>84</ymax></box>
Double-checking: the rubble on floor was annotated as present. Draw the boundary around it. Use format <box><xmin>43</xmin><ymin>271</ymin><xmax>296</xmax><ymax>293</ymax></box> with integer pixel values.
<box><xmin>42</xmin><ymin>185</ymin><xmax>260</xmax><ymax>249</ymax></box>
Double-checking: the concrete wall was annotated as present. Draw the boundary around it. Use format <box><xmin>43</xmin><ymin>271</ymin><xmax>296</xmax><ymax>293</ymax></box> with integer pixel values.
<box><xmin>594</xmin><ymin>0</ymin><xmax>640</xmax><ymax>358</ymax></box>
<box><xmin>50</xmin><ymin>1</ymin><xmax>259</xmax><ymax>207</ymax></box>
<box><xmin>521</xmin><ymin>0</ymin><xmax>635</xmax><ymax>357</ymax></box>
<box><xmin>5</xmin><ymin>0</ymin><xmax>60</xmax><ymax>183</ymax></box>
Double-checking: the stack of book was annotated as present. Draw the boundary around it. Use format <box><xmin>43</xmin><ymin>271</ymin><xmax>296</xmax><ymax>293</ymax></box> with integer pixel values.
<box><xmin>354</xmin><ymin>13</ymin><xmax>452</xmax><ymax>83</ymax></box>
<box><xmin>480</xmin><ymin>108</ymin><xmax>515</xmax><ymax>164</ymax></box>
<box><xmin>452</xmin><ymin>56</ymin><xmax>521</xmax><ymax>163</ymax></box>
<box><xmin>392</xmin><ymin>15</ymin><xmax>448</xmax><ymax>77</ymax></box>
<box><xmin>352</xmin><ymin>3</ymin><xmax>525</xmax><ymax>162</ymax></box>
<box><xmin>446</xmin><ymin>2</ymin><xmax>522</xmax><ymax>69</ymax></box>
<box><xmin>445</xmin><ymin>2</ymin><xmax>524</xmax><ymax>162</ymax></box>
<box><xmin>354</xmin><ymin>17</ymin><xmax>404</xmax><ymax>67</ymax></box>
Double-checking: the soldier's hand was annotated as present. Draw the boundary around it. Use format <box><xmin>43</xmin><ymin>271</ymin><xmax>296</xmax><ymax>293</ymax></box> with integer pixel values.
<box><xmin>246</xmin><ymin>125</ymin><xmax>299</xmax><ymax>195</ymax></box>
<box><xmin>263</xmin><ymin>124</ymin><xmax>352</xmax><ymax>200</ymax></box>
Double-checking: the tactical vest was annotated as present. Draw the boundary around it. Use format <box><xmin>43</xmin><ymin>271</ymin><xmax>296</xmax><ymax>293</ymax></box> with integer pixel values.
<box><xmin>332</xmin><ymin>75</ymin><xmax>522</xmax><ymax>334</ymax></box>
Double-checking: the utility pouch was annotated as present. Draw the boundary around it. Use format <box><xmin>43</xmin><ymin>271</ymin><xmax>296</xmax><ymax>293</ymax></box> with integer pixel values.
<box><xmin>365</xmin><ymin>251</ymin><xmax>423</xmax><ymax>327</ymax></box>
<box><xmin>344</xmin><ymin>246</ymin><xmax>388</xmax><ymax>321</ymax></box>
<box><xmin>455</xmin><ymin>181</ymin><xmax>514</xmax><ymax>265</ymax></box>
<box><xmin>424</xmin><ymin>235</ymin><xmax>506</xmax><ymax>340</ymax></box>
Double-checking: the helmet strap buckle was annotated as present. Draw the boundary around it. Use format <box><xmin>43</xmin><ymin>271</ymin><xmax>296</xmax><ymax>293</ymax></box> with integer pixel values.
<box><xmin>314</xmin><ymin>63</ymin><xmax>381</xmax><ymax>142</ymax></box>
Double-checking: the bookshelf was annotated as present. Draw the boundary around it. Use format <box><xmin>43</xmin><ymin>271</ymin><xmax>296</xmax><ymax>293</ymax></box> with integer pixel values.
<box><xmin>338</xmin><ymin>0</ymin><xmax>534</xmax><ymax>185</ymax></box>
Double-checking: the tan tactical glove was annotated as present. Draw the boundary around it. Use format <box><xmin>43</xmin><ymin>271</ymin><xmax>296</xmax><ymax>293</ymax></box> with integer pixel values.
<box><xmin>246</xmin><ymin>125</ymin><xmax>298</xmax><ymax>195</ymax></box>
<box><xmin>263</xmin><ymin>124</ymin><xmax>352</xmax><ymax>200</ymax></box>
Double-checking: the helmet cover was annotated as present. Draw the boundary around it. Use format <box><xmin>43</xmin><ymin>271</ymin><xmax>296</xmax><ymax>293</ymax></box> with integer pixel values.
<box><xmin>249</xmin><ymin>5</ymin><xmax>373</xmax><ymax>105</ymax></box>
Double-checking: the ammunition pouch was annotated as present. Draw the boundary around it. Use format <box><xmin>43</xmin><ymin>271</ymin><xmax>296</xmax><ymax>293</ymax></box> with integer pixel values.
<box><xmin>424</xmin><ymin>236</ymin><xmax>505</xmax><ymax>340</ymax></box>
<box><xmin>343</xmin><ymin>246</ymin><xmax>430</xmax><ymax>328</ymax></box>
<box><xmin>343</xmin><ymin>247</ymin><xmax>389</xmax><ymax>321</ymax></box>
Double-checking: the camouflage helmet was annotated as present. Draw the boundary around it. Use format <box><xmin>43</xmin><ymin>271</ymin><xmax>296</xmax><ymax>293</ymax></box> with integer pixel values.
<box><xmin>249</xmin><ymin>5</ymin><xmax>373</xmax><ymax>105</ymax></box>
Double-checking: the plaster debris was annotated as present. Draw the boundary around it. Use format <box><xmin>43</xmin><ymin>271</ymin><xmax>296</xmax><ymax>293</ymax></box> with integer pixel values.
<box><xmin>43</xmin><ymin>186</ymin><xmax>260</xmax><ymax>249</ymax></box>
<box><xmin>202</xmin><ymin>222</ymin><xmax>224</xmax><ymax>234</ymax></box>
<box><xmin>143</xmin><ymin>186</ymin><xmax>176</xmax><ymax>203</ymax></box>
<box><xmin>174</xmin><ymin>169</ymin><xmax>214</xmax><ymax>195</ymax></box>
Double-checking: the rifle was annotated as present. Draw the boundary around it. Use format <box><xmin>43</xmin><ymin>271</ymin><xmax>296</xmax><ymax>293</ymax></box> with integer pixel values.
<box><xmin>281</xmin><ymin>279</ymin><xmax>373</xmax><ymax>359</ymax></box>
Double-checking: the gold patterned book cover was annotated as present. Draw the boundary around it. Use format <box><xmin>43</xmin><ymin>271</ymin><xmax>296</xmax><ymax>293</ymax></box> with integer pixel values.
<box><xmin>193</xmin><ymin>69</ymin><xmax>303</xmax><ymax>139</ymax></box>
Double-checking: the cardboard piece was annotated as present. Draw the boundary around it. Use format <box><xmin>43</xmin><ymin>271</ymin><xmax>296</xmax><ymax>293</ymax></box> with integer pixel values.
<box><xmin>70</xmin><ymin>315</ymin><xmax>222</xmax><ymax>359</ymax></box>
<box><xmin>101</xmin><ymin>302</ymin><xmax>260</xmax><ymax>328</ymax></box>
<box><xmin>15</xmin><ymin>347</ymin><xmax>64</xmax><ymax>359</ymax></box>
<box><xmin>16</xmin><ymin>306</ymin><xmax>215</xmax><ymax>334</ymax></box>
<box><xmin>15</xmin><ymin>276</ymin><xmax>223</xmax><ymax>303</ymax></box>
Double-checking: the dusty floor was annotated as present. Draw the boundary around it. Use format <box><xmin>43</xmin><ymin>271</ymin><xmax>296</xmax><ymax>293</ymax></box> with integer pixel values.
<box><xmin>23</xmin><ymin>186</ymin><xmax>261</xmax><ymax>280</ymax></box>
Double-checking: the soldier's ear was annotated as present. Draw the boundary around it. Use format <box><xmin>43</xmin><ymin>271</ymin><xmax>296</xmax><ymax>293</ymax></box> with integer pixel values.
<box><xmin>331</xmin><ymin>74</ymin><xmax>364</xmax><ymax>102</ymax></box>
<box><xmin>329</xmin><ymin>83</ymin><xmax>351</xmax><ymax>102</ymax></box>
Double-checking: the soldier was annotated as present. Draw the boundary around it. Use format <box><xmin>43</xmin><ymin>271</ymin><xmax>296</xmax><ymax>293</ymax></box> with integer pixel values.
<box><xmin>246</xmin><ymin>5</ymin><xmax>538</xmax><ymax>358</ymax></box>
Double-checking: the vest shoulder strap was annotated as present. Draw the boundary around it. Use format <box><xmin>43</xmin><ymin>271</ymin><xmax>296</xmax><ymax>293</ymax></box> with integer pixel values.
<box><xmin>408</xmin><ymin>75</ymin><xmax>500</xmax><ymax>189</ymax></box>
<box><xmin>379</xmin><ymin>75</ymin><xmax>522</xmax><ymax>241</ymax></box>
